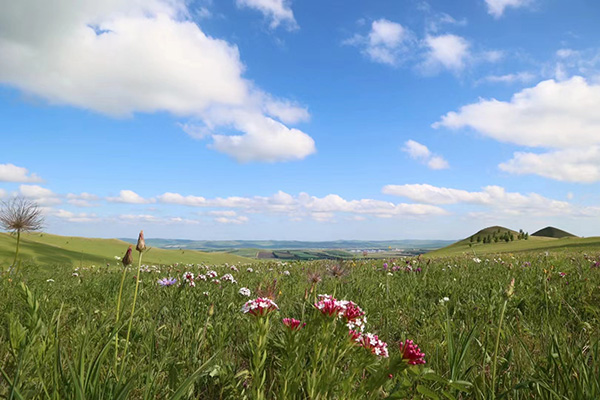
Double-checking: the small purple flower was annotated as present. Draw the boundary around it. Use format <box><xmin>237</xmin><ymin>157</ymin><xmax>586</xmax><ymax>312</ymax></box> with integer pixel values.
<box><xmin>158</xmin><ymin>277</ymin><xmax>177</xmax><ymax>287</ymax></box>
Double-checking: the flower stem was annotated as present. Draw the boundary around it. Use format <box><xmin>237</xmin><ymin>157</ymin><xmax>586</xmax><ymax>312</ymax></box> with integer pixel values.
<box><xmin>11</xmin><ymin>230</ymin><xmax>21</xmax><ymax>273</ymax></box>
<box><xmin>491</xmin><ymin>298</ymin><xmax>508</xmax><ymax>399</ymax></box>
<box><xmin>120</xmin><ymin>250</ymin><xmax>143</xmax><ymax>377</ymax></box>
<box><xmin>114</xmin><ymin>264</ymin><xmax>128</xmax><ymax>372</ymax></box>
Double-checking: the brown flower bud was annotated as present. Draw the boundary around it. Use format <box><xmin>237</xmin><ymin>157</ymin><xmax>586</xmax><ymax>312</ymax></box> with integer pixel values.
<box><xmin>136</xmin><ymin>230</ymin><xmax>146</xmax><ymax>253</ymax></box>
<box><xmin>122</xmin><ymin>245</ymin><xmax>133</xmax><ymax>267</ymax></box>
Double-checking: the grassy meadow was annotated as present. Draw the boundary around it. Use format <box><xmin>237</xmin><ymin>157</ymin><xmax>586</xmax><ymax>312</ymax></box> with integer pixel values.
<box><xmin>0</xmin><ymin>232</ymin><xmax>252</xmax><ymax>268</ymax></box>
<box><xmin>1</xmin><ymin>236</ymin><xmax>600</xmax><ymax>399</ymax></box>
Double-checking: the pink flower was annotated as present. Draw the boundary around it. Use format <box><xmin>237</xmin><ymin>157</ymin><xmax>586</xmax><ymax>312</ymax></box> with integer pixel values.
<box><xmin>398</xmin><ymin>339</ymin><xmax>426</xmax><ymax>365</ymax></box>
<box><xmin>282</xmin><ymin>318</ymin><xmax>305</xmax><ymax>331</ymax></box>
<box><xmin>241</xmin><ymin>297</ymin><xmax>279</xmax><ymax>317</ymax></box>
<box><xmin>314</xmin><ymin>294</ymin><xmax>346</xmax><ymax>317</ymax></box>
<box><xmin>357</xmin><ymin>332</ymin><xmax>389</xmax><ymax>358</ymax></box>
<box><xmin>340</xmin><ymin>301</ymin><xmax>367</xmax><ymax>331</ymax></box>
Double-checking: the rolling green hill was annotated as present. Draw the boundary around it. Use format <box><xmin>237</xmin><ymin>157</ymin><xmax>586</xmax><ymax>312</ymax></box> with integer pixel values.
<box><xmin>427</xmin><ymin>226</ymin><xmax>598</xmax><ymax>257</ymax></box>
<box><xmin>532</xmin><ymin>226</ymin><xmax>577</xmax><ymax>238</ymax></box>
<box><xmin>0</xmin><ymin>232</ymin><xmax>253</xmax><ymax>269</ymax></box>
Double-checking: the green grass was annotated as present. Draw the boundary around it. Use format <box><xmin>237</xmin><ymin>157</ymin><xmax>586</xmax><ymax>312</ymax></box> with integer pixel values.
<box><xmin>2</xmin><ymin>252</ymin><xmax>600</xmax><ymax>398</ymax></box>
<box><xmin>0</xmin><ymin>232</ymin><xmax>253</xmax><ymax>269</ymax></box>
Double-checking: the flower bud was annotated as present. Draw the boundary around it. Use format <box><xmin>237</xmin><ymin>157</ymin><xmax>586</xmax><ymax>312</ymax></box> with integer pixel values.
<box><xmin>122</xmin><ymin>245</ymin><xmax>133</xmax><ymax>267</ymax></box>
<box><xmin>136</xmin><ymin>230</ymin><xmax>146</xmax><ymax>253</ymax></box>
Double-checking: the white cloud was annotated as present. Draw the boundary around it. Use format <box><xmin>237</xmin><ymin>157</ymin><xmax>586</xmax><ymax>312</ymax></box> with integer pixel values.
<box><xmin>382</xmin><ymin>183</ymin><xmax>577</xmax><ymax>217</ymax></box>
<box><xmin>0</xmin><ymin>164</ymin><xmax>43</xmax><ymax>183</ymax></box>
<box><xmin>434</xmin><ymin>76</ymin><xmax>600</xmax><ymax>148</ymax></box>
<box><xmin>158</xmin><ymin>190</ymin><xmax>448</xmax><ymax>220</ymax></box>
<box><xmin>54</xmin><ymin>209</ymin><xmax>99</xmax><ymax>223</ymax></box>
<box><xmin>479</xmin><ymin>71</ymin><xmax>536</xmax><ymax>84</ymax></box>
<box><xmin>66</xmin><ymin>192</ymin><xmax>100</xmax><ymax>207</ymax></box>
<box><xmin>209</xmin><ymin>210</ymin><xmax>239</xmax><ymax>217</ymax></box>
<box><xmin>107</xmin><ymin>190</ymin><xmax>155</xmax><ymax>204</ymax></box>
<box><xmin>485</xmin><ymin>0</ymin><xmax>531</xmax><ymax>18</ymax></box>
<box><xmin>499</xmin><ymin>147</ymin><xmax>600</xmax><ymax>183</ymax></box>
<box><xmin>118</xmin><ymin>214</ymin><xmax>199</xmax><ymax>224</ymax></box>
<box><xmin>0</xmin><ymin>0</ymin><xmax>313</xmax><ymax>163</ymax></box>
<box><xmin>18</xmin><ymin>184</ymin><xmax>61</xmax><ymax>206</ymax></box>
<box><xmin>427</xmin><ymin>156</ymin><xmax>450</xmax><ymax>170</ymax></box>
<box><xmin>208</xmin><ymin>110</ymin><xmax>315</xmax><ymax>162</ymax></box>
<box><xmin>215</xmin><ymin>215</ymin><xmax>249</xmax><ymax>224</ymax></box>
<box><xmin>402</xmin><ymin>140</ymin><xmax>449</xmax><ymax>170</ymax></box>
<box><xmin>344</xmin><ymin>19</ymin><xmax>413</xmax><ymax>66</ymax></box>
<box><xmin>236</xmin><ymin>0</ymin><xmax>297</xmax><ymax>30</ymax></box>
<box><xmin>422</xmin><ymin>34</ymin><xmax>470</xmax><ymax>73</ymax></box>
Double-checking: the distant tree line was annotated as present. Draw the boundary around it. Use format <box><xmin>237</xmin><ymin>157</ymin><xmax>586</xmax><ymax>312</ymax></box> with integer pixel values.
<box><xmin>469</xmin><ymin>228</ymin><xmax>528</xmax><ymax>244</ymax></box>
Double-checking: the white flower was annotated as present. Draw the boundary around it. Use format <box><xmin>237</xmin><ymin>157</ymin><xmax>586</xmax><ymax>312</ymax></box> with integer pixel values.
<box><xmin>439</xmin><ymin>297</ymin><xmax>450</xmax><ymax>303</ymax></box>
<box><xmin>221</xmin><ymin>274</ymin><xmax>237</xmax><ymax>284</ymax></box>
<box><xmin>246</xmin><ymin>267</ymin><xmax>254</xmax><ymax>273</ymax></box>
<box><xmin>239</xmin><ymin>287</ymin><xmax>251</xmax><ymax>297</ymax></box>
<box><xmin>46</xmin><ymin>278</ymin><xmax>55</xmax><ymax>282</ymax></box>
<box><xmin>473</xmin><ymin>257</ymin><xmax>482</xmax><ymax>263</ymax></box>
<box><xmin>387</xmin><ymin>272</ymin><xmax>393</xmax><ymax>276</ymax></box>
<box><xmin>283</xmin><ymin>270</ymin><xmax>290</xmax><ymax>276</ymax></box>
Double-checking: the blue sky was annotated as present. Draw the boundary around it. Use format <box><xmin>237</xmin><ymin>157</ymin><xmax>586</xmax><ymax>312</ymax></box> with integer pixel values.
<box><xmin>1</xmin><ymin>0</ymin><xmax>600</xmax><ymax>240</ymax></box>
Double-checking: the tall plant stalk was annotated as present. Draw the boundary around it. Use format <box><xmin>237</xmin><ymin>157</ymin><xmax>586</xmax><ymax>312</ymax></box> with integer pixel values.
<box><xmin>121</xmin><ymin>250</ymin><xmax>143</xmax><ymax>376</ymax></box>
<box><xmin>119</xmin><ymin>231</ymin><xmax>145</xmax><ymax>377</ymax></box>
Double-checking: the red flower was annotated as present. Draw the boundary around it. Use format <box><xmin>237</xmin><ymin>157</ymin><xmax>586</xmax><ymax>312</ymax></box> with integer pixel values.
<box><xmin>282</xmin><ymin>318</ymin><xmax>305</xmax><ymax>331</ymax></box>
<box><xmin>398</xmin><ymin>339</ymin><xmax>426</xmax><ymax>365</ymax></box>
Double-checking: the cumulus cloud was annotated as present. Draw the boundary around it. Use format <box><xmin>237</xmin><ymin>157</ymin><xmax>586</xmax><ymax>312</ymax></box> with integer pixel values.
<box><xmin>0</xmin><ymin>0</ymin><xmax>314</xmax><ymax>163</ymax></box>
<box><xmin>54</xmin><ymin>209</ymin><xmax>99</xmax><ymax>223</ymax></box>
<box><xmin>157</xmin><ymin>190</ymin><xmax>447</xmax><ymax>220</ymax></box>
<box><xmin>107</xmin><ymin>190</ymin><xmax>155</xmax><ymax>204</ymax></box>
<box><xmin>117</xmin><ymin>214</ymin><xmax>200</xmax><ymax>225</ymax></box>
<box><xmin>18</xmin><ymin>185</ymin><xmax>61</xmax><ymax>206</ymax></box>
<box><xmin>422</xmin><ymin>34</ymin><xmax>470</xmax><ymax>73</ymax></box>
<box><xmin>236</xmin><ymin>0</ymin><xmax>297</xmax><ymax>30</ymax></box>
<box><xmin>343</xmin><ymin>19</ymin><xmax>414</xmax><ymax>66</ymax></box>
<box><xmin>479</xmin><ymin>71</ymin><xmax>536</xmax><ymax>85</ymax></box>
<box><xmin>66</xmin><ymin>192</ymin><xmax>100</xmax><ymax>207</ymax></box>
<box><xmin>215</xmin><ymin>215</ymin><xmax>249</xmax><ymax>224</ymax></box>
<box><xmin>434</xmin><ymin>76</ymin><xmax>600</xmax><ymax>181</ymax></box>
<box><xmin>0</xmin><ymin>164</ymin><xmax>43</xmax><ymax>183</ymax></box>
<box><xmin>485</xmin><ymin>0</ymin><xmax>531</xmax><ymax>18</ymax></box>
<box><xmin>382</xmin><ymin>183</ymin><xmax>579</xmax><ymax>217</ymax></box>
<box><xmin>345</xmin><ymin>17</ymin><xmax>498</xmax><ymax>75</ymax></box>
<box><xmin>402</xmin><ymin>140</ymin><xmax>449</xmax><ymax>170</ymax></box>
<box><xmin>499</xmin><ymin>147</ymin><xmax>600</xmax><ymax>183</ymax></box>
<box><xmin>434</xmin><ymin>77</ymin><xmax>600</xmax><ymax>148</ymax></box>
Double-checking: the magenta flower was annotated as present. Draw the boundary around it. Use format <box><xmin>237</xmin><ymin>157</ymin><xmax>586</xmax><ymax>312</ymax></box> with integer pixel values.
<box><xmin>282</xmin><ymin>318</ymin><xmax>305</xmax><ymax>331</ymax></box>
<box><xmin>314</xmin><ymin>294</ymin><xmax>346</xmax><ymax>317</ymax></box>
<box><xmin>357</xmin><ymin>332</ymin><xmax>389</xmax><ymax>358</ymax></box>
<box><xmin>398</xmin><ymin>339</ymin><xmax>426</xmax><ymax>365</ymax></box>
<box><xmin>340</xmin><ymin>301</ymin><xmax>367</xmax><ymax>331</ymax></box>
<box><xmin>242</xmin><ymin>297</ymin><xmax>279</xmax><ymax>317</ymax></box>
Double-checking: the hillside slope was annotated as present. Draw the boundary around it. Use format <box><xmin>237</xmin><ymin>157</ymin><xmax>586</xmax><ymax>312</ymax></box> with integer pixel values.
<box><xmin>532</xmin><ymin>226</ymin><xmax>577</xmax><ymax>238</ymax></box>
<box><xmin>426</xmin><ymin>226</ymin><xmax>595</xmax><ymax>257</ymax></box>
<box><xmin>0</xmin><ymin>232</ymin><xmax>252</xmax><ymax>268</ymax></box>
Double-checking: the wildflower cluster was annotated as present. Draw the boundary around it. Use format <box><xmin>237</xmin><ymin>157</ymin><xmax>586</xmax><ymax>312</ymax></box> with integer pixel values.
<box><xmin>242</xmin><ymin>297</ymin><xmax>279</xmax><ymax>317</ymax></box>
<box><xmin>221</xmin><ymin>273</ymin><xmax>237</xmax><ymax>284</ymax></box>
<box><xmin>351</xmin><ymin>331</ymin><xmax>389</xmax><ymax>357</ymax></box>
<box><xmin>314</xmin><ymin>294</ymin><xmax>367</xmax><ymax>330</ymax></box>
<box><xmin>398</xmin><ymin>339</ymin><xmax>426</xmax><ymax>365</ymax></box>
<box><xmin>282</xmin><ymin>318</ymin><xmax>305</xmax><ymax>331</ymax></box>
<box><xmin>182</xmin><ymin>271</ymin><xmax>195</xmax><ymax>287</ymax></box>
